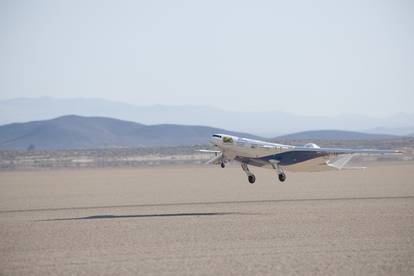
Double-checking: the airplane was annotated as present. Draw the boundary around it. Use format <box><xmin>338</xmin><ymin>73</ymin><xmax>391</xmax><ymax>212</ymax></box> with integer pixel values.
<box><xmin>200</xmin><ymin>134</ymin><xmax>401</xmax><ymax>183</ymax></box>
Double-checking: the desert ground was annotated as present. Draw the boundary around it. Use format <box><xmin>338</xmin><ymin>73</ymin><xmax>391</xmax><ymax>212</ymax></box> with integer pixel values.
<box><xmin>1</xmin><ymin>163</ymin><xmax>414</xmax><ymax>275</ymax></box>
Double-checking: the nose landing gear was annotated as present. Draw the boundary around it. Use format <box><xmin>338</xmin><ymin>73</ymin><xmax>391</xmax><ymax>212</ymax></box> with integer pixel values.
<box><xmin>220</xmin><ymin>162</ymin><xmax>225</xmax><ymax>168</ymax></box>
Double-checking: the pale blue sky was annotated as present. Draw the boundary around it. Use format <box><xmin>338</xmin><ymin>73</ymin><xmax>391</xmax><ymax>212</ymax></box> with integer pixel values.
<box><xmin>1</xmin><ymin>0</ymin><xmax>413</xmax><ymax>116</ymax></box>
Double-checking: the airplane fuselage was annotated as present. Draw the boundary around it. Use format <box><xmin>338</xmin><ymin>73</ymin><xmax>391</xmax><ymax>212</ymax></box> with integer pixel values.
<box><xmin>209</xmin><ymin>134</ymin><xmax>293</xmax><ymax>159</ymax></box>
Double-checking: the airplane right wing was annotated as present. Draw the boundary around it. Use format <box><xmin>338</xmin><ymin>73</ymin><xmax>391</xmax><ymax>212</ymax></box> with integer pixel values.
<box><xmin>292</xmin><ymin>146</ymin><xmax>401</xmax><ymax>155</ymax></box>
<box><xmin>258</xmin><ymin>147</ymin><xmax>401</xmax><ymax>172</ymax></box>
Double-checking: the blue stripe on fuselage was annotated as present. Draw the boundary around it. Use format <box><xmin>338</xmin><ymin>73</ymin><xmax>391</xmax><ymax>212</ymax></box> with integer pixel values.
<box><xmin>261</xmin><ymin>150</ymin><xmax>328</xmax><ymax>166</ymax></box>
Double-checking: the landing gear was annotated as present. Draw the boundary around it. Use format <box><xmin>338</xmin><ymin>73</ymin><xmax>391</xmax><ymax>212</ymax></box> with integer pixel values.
<box><xmin>241</xmin><ymin>163</ymin><xmax>256</xmax><ymax>184</ymax></box>
<box><xmin>269</xmin><ymin>160</ymin><xmax>287</xmax><ymax>182</ymax></box>
<box><xmin>278</xmin><ymin>172</ymin><xmax>286</xmax><ymax>182</ymax></box>
<box><xmin>220</xmin><ymin>162</ymin><xmax>225</xmax><ymax>168</ymax></box>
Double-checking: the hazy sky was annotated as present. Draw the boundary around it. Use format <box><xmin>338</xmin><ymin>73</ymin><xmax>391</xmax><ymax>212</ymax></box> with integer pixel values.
<box><xmin>1</xmin><ymin>0</ymin><xmax>413</xmax><ymax>116</ymax></box>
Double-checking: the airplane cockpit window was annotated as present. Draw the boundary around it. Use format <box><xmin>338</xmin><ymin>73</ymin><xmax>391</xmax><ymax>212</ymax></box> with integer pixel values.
<box><xmin>223</xmin><ymin>136</ymin><xmax>233</xmax><ymax>143</ymax></box>
<box><xmin>212</xmin><ymin>134</ymin><xmax>222</xmax><ymax>138</ymax></box>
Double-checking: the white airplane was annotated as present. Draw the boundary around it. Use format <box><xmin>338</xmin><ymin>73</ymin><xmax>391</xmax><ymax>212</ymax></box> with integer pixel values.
<box><xmin>201</xmin><ymin>134</ymin><xmax>401</xmax><ymax>183</ymax></box>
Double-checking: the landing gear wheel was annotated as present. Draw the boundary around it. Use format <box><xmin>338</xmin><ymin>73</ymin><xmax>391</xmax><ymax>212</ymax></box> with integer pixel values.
<box><xmin>278</xmin><ymin>173</ymin><xmax>286</xmax><ymax>182</ymax></box>
<box><xmin>248</xmin><ymin>175</ymin><xmax>256</xmax><ymax>184</ymax></box>
<box><xmin>220</xmin><ymin>162</ymin><xmax>225</xmax><ymax>168</ymax></box>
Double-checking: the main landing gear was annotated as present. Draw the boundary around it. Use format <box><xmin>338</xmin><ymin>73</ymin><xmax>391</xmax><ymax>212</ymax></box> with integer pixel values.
<box><xmin>241</xmin><ymin>163</ymin><xmax>256</xmax><ymax>184</ymax></box>
<box><xmin>241</xmin><ymin>161</ymin><xmax>287</xmax><ymax>184</ymax></box>
<box><xmin>269</xmin><ymin>160</ymin><xmax>286</xmax><ymax>182</ymax></box>
<box><xmin>278</xmin><ymin>172</ymin><xmax>286</xmax><ymax>182</ymax></box>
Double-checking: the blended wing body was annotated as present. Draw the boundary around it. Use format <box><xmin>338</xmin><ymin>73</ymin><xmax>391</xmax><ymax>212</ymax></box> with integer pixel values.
<box><xmin>238</xmin><ymin>146</ymin><xmax>397</xmax><ymax>172</ymax></box>
<box><xmin>203</xmin><ymin>133</ymin><xmax>401</xmax><ymax>183</ymax></box>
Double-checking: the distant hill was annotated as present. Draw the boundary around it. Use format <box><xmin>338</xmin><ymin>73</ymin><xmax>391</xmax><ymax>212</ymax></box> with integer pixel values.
<box><xmin>0</xmin><ymin>115</ymin><xmax>262</xmax><ymax>150</ymax></box>
<box><xmin>365</xmin><ymin>126</ymin><xmax>414</xmax><ymax>136</ymax></box>
<box><xmin>275</xmin><ymin>130</ymin><xmax>399</xmax><ymax>141</ymax></box>
<box><xmin>2</xmin><ymin>97</ymin><xmax>414</xmax><ymax>136</ymax></box>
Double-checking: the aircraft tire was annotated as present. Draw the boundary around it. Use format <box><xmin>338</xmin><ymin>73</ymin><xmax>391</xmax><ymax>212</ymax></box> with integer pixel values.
<box><xmin>278</xmin><ymin>173</ymin><xmax>286</xmax><ymax>182</ymax></box>
<box><xmin>221</xmin><ymin>162</ymin><xmax>225</xmax><ymax>168</ymax></box>
<box><xmin>248</xmin><ymin>175</ymin><xmax>256</xmax><ymax>184</ymax></box>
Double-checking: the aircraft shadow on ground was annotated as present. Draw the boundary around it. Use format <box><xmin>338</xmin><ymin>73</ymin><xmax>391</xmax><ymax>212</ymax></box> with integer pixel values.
<box><xmin>42</xmin><ymin>212</ymin><xmax>240</xmax><ymax>221</ymax></box>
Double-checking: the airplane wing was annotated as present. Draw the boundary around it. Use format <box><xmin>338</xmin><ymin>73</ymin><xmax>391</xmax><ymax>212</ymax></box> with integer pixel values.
<box><xmin>237</xmin><ymin>146</ymin><xmax>402</xmax><ymax>172</ymax></box>
<box><xmin>292</xmin><ymin>146</ymin><xmax>401</xmax><ymax>155</ymax></box>
<box><xmin>275</xmin><ymin>147</ymin><xmax>401</xmax><ymax>171</ymax></box>
<box><xmin>284</xmin><ymin>147</ymin><xmax>401</xmax><ymax>171</ymax></box>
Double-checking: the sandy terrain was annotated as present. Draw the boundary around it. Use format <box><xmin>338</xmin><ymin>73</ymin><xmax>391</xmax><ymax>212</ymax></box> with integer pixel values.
<box><xmin>1</xmin><ymin>163</ymin><xmax>414</xmax><ymax>275</ymax></box>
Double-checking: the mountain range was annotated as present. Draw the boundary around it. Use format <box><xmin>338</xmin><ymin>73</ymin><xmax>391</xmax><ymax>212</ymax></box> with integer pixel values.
<box><xmin>1</xmin><ymin>97</ymin><xmax>414</xmax><ymax>136</ymax></box>
<box><xmin>0</xmin><ymin>115</ymin><xmax>408</xmax><ymax>150</ymax></box>
<box><xmin>276</xmin><ymin>130</ymin><xmax>399</xmax><ymax>141</ymax></box>
<box><xmin>0</xmin><ymin>115</ymin><xmax>261</xmax><ymax>150</ymax></box>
